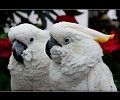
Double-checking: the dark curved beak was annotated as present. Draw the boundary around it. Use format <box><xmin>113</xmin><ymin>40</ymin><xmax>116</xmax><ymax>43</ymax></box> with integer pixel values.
<box><xmin>12</xmin><ymin>40</ymin><xmax>27</xmax><ymax>63</ymax></box>
<box><xmin>45</xmin><ymin>37</ymin><xmax>62</xmax><ymax>59</ymax></box>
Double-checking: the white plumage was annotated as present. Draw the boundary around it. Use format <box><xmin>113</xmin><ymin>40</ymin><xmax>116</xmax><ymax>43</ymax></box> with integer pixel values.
<box><xmin>8</xmin><ymin>23</ymin><xmax>51</xmax><ymax>91</ymax></box>
<box><xmin>46</xmin><ymin>22</ymin><xmax>117</xmax><ymax>91</ymax></box>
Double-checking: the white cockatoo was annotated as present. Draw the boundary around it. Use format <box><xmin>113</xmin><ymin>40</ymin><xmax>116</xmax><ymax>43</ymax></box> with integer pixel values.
<box><xmin>45</xmin><ymin>21</ymin><xmax>117</xmax><ymax>91</ymax></box>
<box><xmin>8</xmin><ymin>23</ymin><xmax>51</xmax><ymax>91</ymax></box>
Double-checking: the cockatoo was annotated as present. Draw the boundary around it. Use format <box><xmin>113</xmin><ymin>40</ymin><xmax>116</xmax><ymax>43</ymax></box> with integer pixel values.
<box><xmin>45</xmin><ymin>21</ymin><xmax>117</xmax><ymax>91</ymax></box>
<box><xmin>8</xmin><ymin>23</ymin><xmax>51</xmax><ymax>91</ymax></box>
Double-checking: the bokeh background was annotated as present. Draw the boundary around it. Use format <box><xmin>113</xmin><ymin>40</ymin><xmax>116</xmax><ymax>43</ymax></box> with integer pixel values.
<box><xmin>0</xmin><ymin>9</ymin><xmax>120</xmax><ymax>91</ymax></box>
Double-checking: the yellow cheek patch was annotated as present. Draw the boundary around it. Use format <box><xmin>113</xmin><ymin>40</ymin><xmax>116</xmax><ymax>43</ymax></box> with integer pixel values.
<box><xmin>95</xmin><ymin>34</ymin><xmax>115</xmax><ymax>43</ymax></box>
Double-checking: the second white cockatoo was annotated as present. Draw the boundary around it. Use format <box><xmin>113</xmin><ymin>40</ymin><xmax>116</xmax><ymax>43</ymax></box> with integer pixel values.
<box><xmin>8</xmin><ymin>23</ymin><xmax>51</xmax><ymax>91</ymax></box>
<box><xmin>45</xmin><ymin>21</ymin><xmax>117</xmax><ymax>91</ymax></box>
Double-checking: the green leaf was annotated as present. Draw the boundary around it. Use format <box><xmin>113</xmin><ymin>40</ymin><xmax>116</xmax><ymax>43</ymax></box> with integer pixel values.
<box><xmin>0</xmin><ymin>32</ymin><xmax>8</xmax><ymax>39</ymax></box>
<box><xmin>102</xmin><ymin>29</ymin><xmax>108</xmax><ymax>34</ymax></box>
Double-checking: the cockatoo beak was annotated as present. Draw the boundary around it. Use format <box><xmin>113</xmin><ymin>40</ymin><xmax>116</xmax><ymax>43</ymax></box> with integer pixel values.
<box><xmin>12</xmin><ymin>40</ymin><xmax>27</xmax><ymax>63</ymax></box>
<box><xmin>45</xmin><ymin>37</ymin><xmax>62</xmax><ymax>59</ymax></box>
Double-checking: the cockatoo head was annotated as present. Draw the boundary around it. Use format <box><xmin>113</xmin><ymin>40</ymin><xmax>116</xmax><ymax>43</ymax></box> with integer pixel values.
<box><xmin>46</xmin><ymin>22</ymin><xmax>114</xmax><ymax>64</ymax></box>
<box><xmin>8</xmin><ymin>23</ymin><xmax>49</xmax><ymax>63</ymax></box>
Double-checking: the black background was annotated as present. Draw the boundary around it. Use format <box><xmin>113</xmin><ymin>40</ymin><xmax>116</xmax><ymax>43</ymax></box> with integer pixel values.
<box><xmin>0</xmin><ymin>0</ymin><xmax>119</xmax><ymax>99</ymax></box>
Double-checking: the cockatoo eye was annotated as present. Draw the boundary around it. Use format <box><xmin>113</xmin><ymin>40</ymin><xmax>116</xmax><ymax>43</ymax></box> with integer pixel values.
<box><xmin>29</xmin><ymin>38</ymin><xmax>34</xmax><ymax>43</ymax></box>
<box><xmin>28</xmin><ymin>37</ymin><xmax>34</xmax><ymax>44</ymax></box>
<box><xmin>64</xmin><ymin>37</ymin><xmax>72</xmax><ymax>44</ymax></box>
<box><xmin>30</xmin><ymin>38</ymin><xmax>34</xmax><ymax>42</ymax></box>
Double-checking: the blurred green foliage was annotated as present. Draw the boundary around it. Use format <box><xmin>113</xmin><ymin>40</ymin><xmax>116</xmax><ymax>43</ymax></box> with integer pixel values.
<box><xmin>0</xmin><ymin>57</ymin><xmax>11</xmax><ymax>91</ymax></box>
<box><xmin>102</xmin><ymin>53</ymin><xmax>120</xmax><ymax>91</ymax></box>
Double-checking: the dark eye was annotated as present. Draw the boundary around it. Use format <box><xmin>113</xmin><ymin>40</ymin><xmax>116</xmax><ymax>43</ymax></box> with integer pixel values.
<box><xmin>64</xmin><ymin>37</ymin><xmax>72</xmax><ymax>44</ymax></box>
<box><xmin>30</xmin><ymin>38</ymin><xmax>34</xmax><ymax>42</ymax></box>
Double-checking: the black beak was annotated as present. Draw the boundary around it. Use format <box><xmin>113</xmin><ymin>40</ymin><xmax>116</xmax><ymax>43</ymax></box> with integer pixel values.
<box><xmin>12</xmin><ymin>40</ymin><xmax>27</xmax><ymax>63</ymax></box>
<box><xmin>45</xmin><ymin>37</ymin><xmax>62</xmax><ymax>59</ymax></box>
